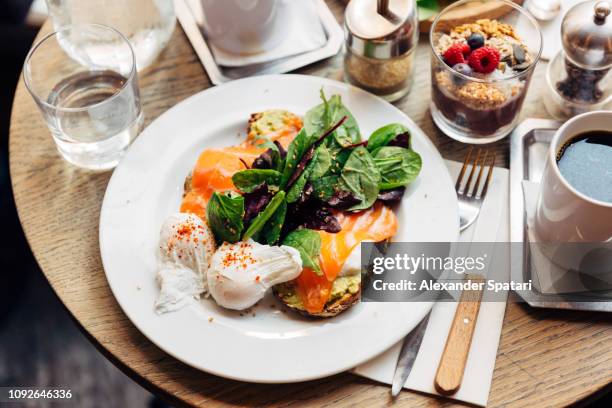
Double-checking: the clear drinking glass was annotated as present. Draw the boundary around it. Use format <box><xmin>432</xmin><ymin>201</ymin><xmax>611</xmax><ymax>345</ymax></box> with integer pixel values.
<box><xmin>429</xmin><ymin>0</ymin><xmax>542</xmax><ymax>144</ymax></box>
<box><xmin>45</xmin><ymin>0</ymin><xmax>176</xmax><ymax>71</ymax></box>
<box><xmin>24</xmin><ymin>24</ymin><xmax>143</xmax><ymax>170</ymax></box>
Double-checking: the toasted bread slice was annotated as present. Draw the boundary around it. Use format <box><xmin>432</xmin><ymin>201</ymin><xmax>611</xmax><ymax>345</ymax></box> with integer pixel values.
<box><xmin>273</xmin><ymin>275</ymin><xmax>361</xmax><ymax>318</ymax></box>
<box><xmin>183</xmin><ymin>173</ymin><xmax>193</xmax><ymax>197</ymax></box>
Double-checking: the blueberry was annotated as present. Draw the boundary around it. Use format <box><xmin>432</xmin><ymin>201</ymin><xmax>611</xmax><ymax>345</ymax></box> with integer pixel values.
<box><xmin>451</xmin><ymin>63</ymin><xmax>472</xmax><ymax>85</ymax></box>
<box><xmin>453</xmin><ymin>63</ymin><xmax>472</xmax><ymax>76</ymax></box>
<box><xmin>467</xmin><ymin>33</ymin><xmax>485</xmax><ymax>50</ymax></box>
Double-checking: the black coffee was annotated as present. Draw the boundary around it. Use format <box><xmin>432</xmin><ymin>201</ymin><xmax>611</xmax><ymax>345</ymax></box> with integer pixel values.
<box><xmin>556</xmin><ymin>131</ymin><xmax>612</xmax><ymax>203</ymax></box>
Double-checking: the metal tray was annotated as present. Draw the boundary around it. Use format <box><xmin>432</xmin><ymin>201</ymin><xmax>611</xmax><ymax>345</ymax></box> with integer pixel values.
<box><xmin>175</xmin><ymin>0</ymin><xmax>343</xmax><ymax>85</ymax></box>
<box><xmin>509</xmin><ymin>118</ymin><xmax>612</xmax><ymax>312</ymax></box>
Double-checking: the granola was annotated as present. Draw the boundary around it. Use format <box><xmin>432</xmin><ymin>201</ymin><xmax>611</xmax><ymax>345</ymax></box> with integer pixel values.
<box><xmin>433</xmin><ymin>18</ymin><xmax>533</xmax><ymax>110</ymax></box>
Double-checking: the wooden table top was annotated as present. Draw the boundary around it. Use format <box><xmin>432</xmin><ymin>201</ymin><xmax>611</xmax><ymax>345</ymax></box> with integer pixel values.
<box><xmin>9</xmin><ymin>2</ymin><xmax>611</xmax><ymax>407</ymax></box>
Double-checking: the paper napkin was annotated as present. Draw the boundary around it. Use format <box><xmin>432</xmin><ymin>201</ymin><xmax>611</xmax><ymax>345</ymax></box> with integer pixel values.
<box><xmin>207</xmin><ymin>0</ymin><xmax>327</xmax><ymax>67</ymax></box>
<box><xmin>353</xmin><ymin>160</ymin><xmax>510</xmax><ymax>407</ymax></box>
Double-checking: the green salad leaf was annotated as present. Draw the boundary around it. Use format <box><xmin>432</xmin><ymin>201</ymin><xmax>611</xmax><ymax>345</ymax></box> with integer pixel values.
<box><xmin>311</xmin><ymin>174</ymin><xmax>340</xmax><ymax>201</ymax></box>
<box><xmin>286</xmin><ymin>143</ymin><xmax>334</xmax><ymax>203</ymax></box>
<box><xmin>286</xmin><ymin>171</ymin><xmax>310</xmax><ymax>203</ymax></box>
<box><xmin>373</xmin><ymin>146</ymin><xmax>422</xmax><ymax>190</ymax></box>
<box><xmin>232</xmin><ymin>169</ymin><xmax>281</xmax><ymax>193</ymax></box>
<box><xmin>307</xmin><ymin>144</ymin><xmax>332</xmax><ymax>180</ymax></box>
<box><xmin>206</xmin><ymin>192</ymin><xmax>244</xmax><ymax>243</ymax></box>
<box><xmin>280</xmin><ymin>128</ymin><xmax>311</xmax><ymax>189</ymax></box>
<box><xmin>262</xmin><ymin>198</ymin><xmax>287</xmax><ymax>245</ymax></box>
<box><xmin>282</xmin><ymin>228</ymin><xmax>322</xmax><ymax>275</ymax></box>
<box><xmin>338</xmin><ymin>146</ymin><xmax>381</xmax><ymax>211</ymax></box>
<box><xmin>305</xmin><ymin>90</ymin><xmax>361</xmax><ymax>148</ymax></box>
<box><xmin>366</xmin><ymin>123</ymin><xmax>410</xmax><ymax>153</ymax></box>
<box><xmin>243</xmin><ymin>191</ymin><xmax>286</xmax><ymax>240</ymax></box>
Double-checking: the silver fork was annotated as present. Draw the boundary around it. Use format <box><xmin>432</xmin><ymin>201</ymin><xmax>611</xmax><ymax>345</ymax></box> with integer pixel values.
<box><xmin>391</xmin><ymin>147</ymin><xmax>496</xmax><ymax>397</ymax></box>
<box><xmin>456</xmin><ymin>147</ymin><xmax>496</xmax><ymax>231</ymax></box>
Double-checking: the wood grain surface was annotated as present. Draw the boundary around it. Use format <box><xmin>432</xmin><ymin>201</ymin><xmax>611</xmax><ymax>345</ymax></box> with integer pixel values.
<box><xmin>9</xmin><ymin>1</ymin><xmax>612</xmax><ymax>407</ymax></box>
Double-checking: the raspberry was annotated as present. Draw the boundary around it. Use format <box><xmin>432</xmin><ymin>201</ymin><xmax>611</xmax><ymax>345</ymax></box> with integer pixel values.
<box><xmin>468</xmin><ymin>46</ymin><xmax>501</xmax><ymax>74</ymax></box>
<box><xmin>443</xmin><ymin>43</ymin><xmax>471</xmax><ymax>66</ymax></box>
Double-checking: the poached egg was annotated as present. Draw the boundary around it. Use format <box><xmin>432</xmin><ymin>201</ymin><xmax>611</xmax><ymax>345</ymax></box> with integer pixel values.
<box><xmin>155</xmin><ymin>213</ymin><xmax>216</xmax><ymax>314</ymax></box>
<box><xmin>208</xmin><ymin>240</ymin><xmax>302</xmax><ymax>310</ymax></box>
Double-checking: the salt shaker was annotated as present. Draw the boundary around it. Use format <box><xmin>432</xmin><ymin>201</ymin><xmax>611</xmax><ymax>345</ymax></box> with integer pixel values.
<box><xmin>344</xmin><ymin>0</ymin><xmax>418</xmax><ymax>102</ymax></box>
<box><xmin>543</xmin><ymin>0</ymin><xmax>612</xmax><ymax>119</ymax></box>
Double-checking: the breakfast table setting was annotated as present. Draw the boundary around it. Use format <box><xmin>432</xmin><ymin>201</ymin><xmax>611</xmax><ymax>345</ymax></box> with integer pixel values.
<box><xmin>8</xmin><ymin>0</ymin><xmax>612</xmax><ymax>407</ymax></box>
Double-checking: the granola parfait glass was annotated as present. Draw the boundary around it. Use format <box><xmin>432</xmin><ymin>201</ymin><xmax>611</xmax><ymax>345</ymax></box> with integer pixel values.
<box><xmin>429</xmin><ymin>0</ymin><xmax>542</xmax><ymax>144</ymax></box>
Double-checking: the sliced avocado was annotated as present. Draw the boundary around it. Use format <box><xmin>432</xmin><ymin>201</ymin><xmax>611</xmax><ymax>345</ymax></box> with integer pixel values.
<box><xmin>247</xmin><ymin>110</ymin><xmax>300</xmax><ymax>142</ymax></box>
<box><xmin>274</xmin><ymin>275</ymin><xmax>361</xmax><ymax>318</ymax></box>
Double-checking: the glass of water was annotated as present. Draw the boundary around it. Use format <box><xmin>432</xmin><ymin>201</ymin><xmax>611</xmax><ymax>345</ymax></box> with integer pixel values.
<box><xmin>24</xmin><ymin>24</ymin><xmax>143</xmax><ymax>170</ymax></box>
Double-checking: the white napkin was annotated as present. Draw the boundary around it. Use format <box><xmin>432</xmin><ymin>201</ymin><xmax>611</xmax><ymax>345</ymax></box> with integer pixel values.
<box><xmin>353</xmin><ymin>160</ymin><xmax>510</xmax><ymax>407</ymax></box>
<box><xmin>209</xmin><ymin>0</ymin><xmax>328</xmax><ymax>67</ymax></box>
<box><xmin>522</xmin><ymin>180</ymin><xmax>612</xmax><ymax>293</ymax></box>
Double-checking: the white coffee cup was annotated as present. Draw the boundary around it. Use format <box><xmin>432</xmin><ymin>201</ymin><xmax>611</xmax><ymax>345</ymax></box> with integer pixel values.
<box><xmin>200</xmin><ymin>0</ymin><xmax>287</xmax><ymax>55</ymax></box>
<box><xmin>534</xmin><ymin>111</ymin><xmax>612</xmax><ymax>275</ymax></box>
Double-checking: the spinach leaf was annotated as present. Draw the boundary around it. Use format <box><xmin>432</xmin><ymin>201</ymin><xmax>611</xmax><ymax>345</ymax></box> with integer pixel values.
<box><xmin>282</xmin><ymin>228</ymin><xmax>322</xmax><ymax>275</ymax></box>
<box><xmin>262</xmin><ymin>198</ymin><xmax>287</xmax><ymax>245</ymax></box>
<box><xmin>286</xmin><ymin>171</ymin><xmax>309</xmax><ymax>203</ymax></box>
<box><xmin>243</xmin><ymin>191</ymin><xmax>286</xmax><ymax>240</ymax></box>
<box><xmin>280</xmin><ymin>128</ymin><xmax>311</xmax><ymax>189</ymax></box>
<box><xmin>307</xmin><ymin>144</ymin><xmax>332</xmax><ymax>180</ymax></box>
<box><xmin>324</xmin><ymin>142</ymin><xmax>352</xmax><ymax>175</ymax></box>
<box><xmin>287</xmin><ymin>144</ymin><xmax>333</xmax><ymax>203</ymax></box>
<box><xmin>327</xmin><ymin>95</ymin><xmax>360</xmax><ymax>147</ymax></box>
<box><xmin>338</xmin><ymin>146</ymin><xmax>381</xmax><ymax>211</ymax></box>
<box><xmin>232</xmin><ymin>169</ymin><xmax>281</xmax><ymax>193</ymax></box>
<box><xmin>311</xmin><ymin>175</ymin><xmax>340</xmax><ymax>201</ymax></box>
<box><xmin>206</xmin><ymin>192</ymin><xmax>244</xmax><ymax>243</ymax></box>
<box><xmin>304</xmin><ymin>90</ymin><xmax>361</xmax><ymax>148</ymax></box>
<box><xmin>366</xmin><ymin>124</ymin><xmax>411</xmax><ymax>153</ymax></box>
<box><xmin>373</xmin><ymin>146</ymin><xmax>422</xmax><ymax>190</ymax></box>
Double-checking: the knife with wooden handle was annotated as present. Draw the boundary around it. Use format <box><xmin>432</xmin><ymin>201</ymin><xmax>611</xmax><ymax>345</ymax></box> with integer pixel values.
<box><xmin>434</xmin><ymin>275</ymin><xmax>485</xmax><ymax>395</ymax></box>
<box><xmin>391</xmin><ymin>311</ymin><xmax>431</xmax><ymax>397</ymax></box>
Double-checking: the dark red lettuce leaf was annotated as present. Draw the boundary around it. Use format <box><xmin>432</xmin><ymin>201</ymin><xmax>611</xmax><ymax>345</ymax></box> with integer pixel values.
<box><xmin>282</xmin><ymin>183</ymin><xmax>341</xmax><ymax>235</ymax></box>
<box><xmin>243</xmin><ymin>183</ymin><xmax>272</xmax><ymax>224</ymax></box>
<box><xmin>326</xmin><ymin>190</ymin><xmax>362</xmax><ymax>209</ymax></box>
<box><xmin>275</xmin><ymin>141</ymin><xmax>287</xmax><ymax>160</ymax></box>
<box><xmin>387</xmin><ymin>132</ymin><xmax>411</xmax><ymax>149</ymax></box>
<box><xmin>252</xmin><ymin>149</ymin><xmax>275</xmax><ymax>170</ymax></box>
<box><xmin>377</xmin><ymin>187</ymin><xmax>405</xmax><ymax>203</ymax></box>
<box><xmin>252</xmin><ymin>142</ymin><xmax>286</xmax><ymax>170</ymax></box>
<box><xmin>301</xmin><ymin>207</ymin><xmax>341</xmax><ymax>233</ymax></box>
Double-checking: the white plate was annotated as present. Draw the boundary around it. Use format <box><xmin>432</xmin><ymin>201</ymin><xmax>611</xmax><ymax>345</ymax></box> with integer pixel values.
<box><xmin>100</xmin><ymin>75</ymin><xmax>459</xmax><ymax>383</ymax></box>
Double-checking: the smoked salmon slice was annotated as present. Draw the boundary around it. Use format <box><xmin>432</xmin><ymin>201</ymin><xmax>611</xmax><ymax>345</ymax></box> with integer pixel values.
<box><xmin>295</xmin><ymin>203</ymin><xmax>398</xmax><ymax>314</ymax></box>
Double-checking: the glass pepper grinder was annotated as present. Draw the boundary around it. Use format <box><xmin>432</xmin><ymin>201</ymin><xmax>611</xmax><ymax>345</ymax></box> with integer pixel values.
<box><xmin>344</xmin><ymin>0</ymin><xmax>418</xmax><ymax>102</ymax></box>
<box><xmin>543</xmin><ymin>0</ymin><xmax>612</xmax><ymax>119</ymax></box>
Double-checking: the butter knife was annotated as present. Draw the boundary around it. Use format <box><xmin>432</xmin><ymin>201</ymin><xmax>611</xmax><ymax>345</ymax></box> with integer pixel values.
<box><xmin>390</xmin><ymin>311</ymin><xmax>431</xmax><ymax>397</ymax></box>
